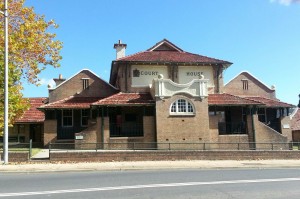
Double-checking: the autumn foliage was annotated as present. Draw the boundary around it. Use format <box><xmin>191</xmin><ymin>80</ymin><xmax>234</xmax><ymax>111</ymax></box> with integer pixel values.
<box><xmin>0</xmin><ymin>0</ymin><xmax>63</xmax><ymax>135</ymax></box>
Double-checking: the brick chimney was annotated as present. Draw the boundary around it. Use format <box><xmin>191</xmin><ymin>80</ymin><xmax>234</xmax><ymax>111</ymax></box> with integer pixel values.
<box><xmin>53</xmin><ymin>74</ymin><xmax>66</xmax><ymax>87</ymax></box>
<box><xmin>114</xmin><ymin>40</ymin><xmax>127</xmax><ymax>59</ymax></box>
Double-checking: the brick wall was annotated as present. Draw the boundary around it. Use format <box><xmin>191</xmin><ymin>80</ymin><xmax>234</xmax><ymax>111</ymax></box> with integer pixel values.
<box><xmin>0</xmin><ymin>152</ymin><xmax>29</xmax><ymax>162</ymax></box>
<box><xmin>218</xmin><ymin>135</ymin><xmax>249</xmax><ymax>150</ymax></box>
<box><xmin>281</xmin><ymin>116</ymin><xmax>293</xmax><ymax>142</ymax></box>
<box><xmin>223</xmin><ymin>72</ymin><xmax>276</xmax><ymax>99</ymax></box>
<box><xmin>293</xmin><ymin>130</ymin><xmax>300</xmax><ymax>142</ymax></box>
<box><xmin>253</xmin><ymin>115</ymin><xmax>288</xmax><ymax>149</ymax></box>
<box><xmin>44</xmin><ymin>120</ymin><xmax>57</xmax><ymax>146</ymax></box>
<box><xmin>49</xmin><ymin>70</ymin><xmax>116</xmax><ymax>103</ymax></box>
<box><xmin>155</xmin><ymin>94</ymin><xmax>210</xmax><ymax>148</ymax></box>
<box><xmin>101</xmin><ymin>116</ymin><xmax>156</xmax><ymax>150</ymax></box>
<box><xmin>74</xmin><ymin>118</ymin><xmax>98</xmax><ymax>149</ymax></box>
<box><xmin>49</xmin><ymin>150</ymin><xmax>300</xmax><ymax>162</ymax></box>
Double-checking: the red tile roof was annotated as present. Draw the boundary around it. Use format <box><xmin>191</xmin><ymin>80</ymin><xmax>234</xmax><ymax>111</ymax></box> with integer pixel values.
<box><xmin>208</xmin><ymin>94</ymin><xmax>263</xmax><ymax>106</ymax></box>
<box><xmin>93</xmin><ymin>93</ymin><xmax>154</xmax><ymax>106</ymax></box>
<box><xmin>244</xmin><ymin>96</ymin><xmax>294</xmax><ymax>108</ymax></box>
<box><xmin>117</xmin><ymin>51</ymin><xmax>231</xmax><ymax>65</ymax></box>
<box><xmin>116</xmin><ymin>39</ymin><xmax>232</xmax><ymax>65</ymax></box>
<box><xmin>291</xmin><ymin>108</ymin><xmax>300</xmax><ymax>131</ymax></box>
<box><xmin>40</xmin><ymin>96</ymin><xmax>103</xmax><ymax>109</ymax></box>
<box><xmin>15</xmin><ymin>98</ymin><xmax>46</xmax><ymax>123</ymax></box>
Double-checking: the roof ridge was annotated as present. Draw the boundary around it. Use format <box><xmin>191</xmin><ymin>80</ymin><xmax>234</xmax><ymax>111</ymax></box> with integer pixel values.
<box><xmin>147</xmin><ymin>39</ymin><xmax>183</xmax><ymax>52</ymax></box>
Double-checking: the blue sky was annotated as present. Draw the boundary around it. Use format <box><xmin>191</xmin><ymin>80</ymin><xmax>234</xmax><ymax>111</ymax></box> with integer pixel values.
<box><xmin>23</xmin><ymin>0</ymin><xmax>300</xmax><ymax>105</ymax></box>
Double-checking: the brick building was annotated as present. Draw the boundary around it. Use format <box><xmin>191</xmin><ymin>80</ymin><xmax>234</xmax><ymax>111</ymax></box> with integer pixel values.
<box><xmin>8</xmin><ymin>98</ymin><xmax>46</xmax><ymax>146</ymax></box>
<box><xmin>9</xmin><ymin>39</ymin><xmax>295</xmax><ymax>149</ymax></box>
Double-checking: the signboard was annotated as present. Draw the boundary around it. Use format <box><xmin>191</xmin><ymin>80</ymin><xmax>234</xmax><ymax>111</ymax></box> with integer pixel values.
<box><xmin>75</xmin><ymin>135</ymin><xmax>84</xmax><ymax>140</ymax></box>
<box><xmin>131</xmin><ymin>65</ymin><xmax>168</xmax><ymax>87</ymax></box>
<box><xmin>178</xmin><ymin>66</ymin><xmax>214</xmax><ymax>86</ymax></box>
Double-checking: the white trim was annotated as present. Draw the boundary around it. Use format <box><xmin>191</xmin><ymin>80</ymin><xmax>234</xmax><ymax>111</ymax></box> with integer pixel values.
<box><xmin>169</xmin><ymin>99</ymin><xmax>195</xmax><ymax>116</ymax></box>
<box><xmin>224</xmin><ymin>71</ymin><xmax>275</xmax><ymax>91</ymax></box>
<box><xmin>131</xmin><ymin>85</ymin><xmax>150</xmax><ymax>88</ymax></box>
<box><xmin>290</xmin><ymin>107</ymin><xmax>299</xmax><ymax>119</ymax></box>
<box><xmin>53</xmin><ymin>69</ymin><xmax>118</xmax><ymax>90</ymax></box>
<box><xmin>148</xmin><ymin>40</ymin><xmax>183</xmax><ymax>52</ymax></box>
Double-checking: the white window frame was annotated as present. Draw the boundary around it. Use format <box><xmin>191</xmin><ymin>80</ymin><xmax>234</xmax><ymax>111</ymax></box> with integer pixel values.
<box><xmin>81</xmin><ymin>109</ymin><xmax>89</xmax><ymax>127</ymax></box>
<box><xmin>62</xmin><ymin>109</ymin><xmax>73</xmax><ymax>127</ymax></box>
<box><xmin>169</xmin><ymin>99</ymin><xmax>195</xmax><ymax>116</ymax></box>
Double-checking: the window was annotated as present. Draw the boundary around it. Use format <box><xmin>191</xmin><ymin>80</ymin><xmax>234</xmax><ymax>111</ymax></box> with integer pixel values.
<box><xmin>242</xmin><ymin>79</ymin><xmax>248</xmax><ymax>90</ymax></box>
<box><xmin>257</xmin><ymin>108</ymin><xmax>266</xmax><ymax>123</ymax></box>
<box><xmin>81</xmin><ymin>109</ymin><xmax>89</xmax><ymax>126</ymax></box>
<box><xmin>82</xmin><ymin>78</ymin><xmax>90</xmax><ymax>90</ymax></box>
<box><xmin>62</xmin><ymin>110</ymin><xmax>73</xmax><ymax>127</ymax></box>
<box><xmin>170</xmin><ymin>99</ymin><xmax>195</xmax><ymax>115</ymax></box>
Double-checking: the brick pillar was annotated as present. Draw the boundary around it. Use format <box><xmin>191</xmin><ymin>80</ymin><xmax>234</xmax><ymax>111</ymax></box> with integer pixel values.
<box><xmin>43</xmin><ymin>120</ymin><xmax>57</xmax><ymax>147</ymax></box>
<box><xmin>103</xmin><ymin>117</ymin><xmax>110</xmax><ymax>149</ymax></box>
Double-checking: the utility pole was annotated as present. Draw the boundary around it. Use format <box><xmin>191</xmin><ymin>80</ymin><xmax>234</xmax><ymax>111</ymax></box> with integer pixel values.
<box><xmin>1</xmin><ymin>0</ymin><xmax>9</xmax><ymax>164</ymax></box>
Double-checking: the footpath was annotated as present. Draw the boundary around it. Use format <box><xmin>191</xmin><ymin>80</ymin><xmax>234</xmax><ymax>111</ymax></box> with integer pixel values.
<box><xmin>1</xmin><ymin>160</ymin><xmax>300</xmax><ymax>173</ymax></box>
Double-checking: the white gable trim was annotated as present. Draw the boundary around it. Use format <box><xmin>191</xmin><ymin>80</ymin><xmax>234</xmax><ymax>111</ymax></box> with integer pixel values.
<box><xmin>148</xmin><ymin>39</ymin><xmax>183</xmax><ymax>52</ymax></box>
<box><xmin>224</xmin><ymin>71</ymin><xmax>275</xmax><ymax>91</ymax></box>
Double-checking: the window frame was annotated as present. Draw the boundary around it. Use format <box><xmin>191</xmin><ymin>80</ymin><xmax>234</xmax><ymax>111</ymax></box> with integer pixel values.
<box><xmin>62</xmin><ymin>109</ymin><xmax>73</xmax><ymax>127</ymax></box>
<box><xmin>81</xmin><ymin>109</ymin><xmax>89</xmax><ymax>127</ymax></box>
<box><xmin>169</xmin><ymin>99</ymin><xmax>195</xmax><ymax>116</ymax></box>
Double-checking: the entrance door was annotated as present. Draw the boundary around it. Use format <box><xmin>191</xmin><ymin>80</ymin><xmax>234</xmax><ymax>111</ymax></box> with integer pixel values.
<box><xmin>30</xmin><ymin>124</ymin><xmax>42</xmax><ymax>142</ymax></box>
<box><xmin>29</xmin><ymin>124</ymin><xmax>36</xmax><ymax>142</ymax></box>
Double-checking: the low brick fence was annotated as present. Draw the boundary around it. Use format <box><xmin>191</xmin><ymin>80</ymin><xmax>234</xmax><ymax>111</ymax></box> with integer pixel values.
<box><xmin>0</xmin><ymin>152</ymin><xmax>29</xmax><ymax>162</ymax></box>
<box><xmin>50</xmin><ymin>150</ymin><xmax>300</xmax><ymax>162</ymax></box>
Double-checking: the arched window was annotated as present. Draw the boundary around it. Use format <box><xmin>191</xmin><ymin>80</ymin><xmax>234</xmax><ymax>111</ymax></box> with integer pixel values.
<box><xmin>170</xmin><ymin>99</ymin><xmax>195</xmax><ymax>115</ymax></box>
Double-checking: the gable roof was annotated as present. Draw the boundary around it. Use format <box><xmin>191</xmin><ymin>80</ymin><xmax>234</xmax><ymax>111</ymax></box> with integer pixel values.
<box><xmin>147</xmin><ymin>39</ymin><xmax>184</xmax><ymax>52</ymax></box>
<box><xmin>110</xmin><ymin>39</ymin><xmax>233</xmax><ymax>85</ymax></box>
<box><xmin>15</xmin><ymin>98</ymin><xmax>46</xmax><ymax>123</ymax></box>
<box><xmin>244</xmin><ymin>96</ymin><xmax>294</xmax><ymax>108</ymax></box>
<box><xmin>116</xmin><ymin>39</ymin><xmax>232</xmax><ymax>65</ymax></box>
<box><xmin>92</xmin><ymin>92</ymin><xmax>155</xmax><ymax>106</ymax></box>
<box><xmin>39</xmin><ymin>96</ymin><xmax>103</xmax><ymax>109</ymax></box>
<box><xmin>208</xmin><ymin>93</ymin><xmax>263</xmax><ymax>106</ymax></box>
<box><xmin>50</xmin><ymin>69</ymin><xmax>117</xmax><ymax>91</ymax></box>
<box><xmin>225</xmin><ymin>71</ymin><xmax>275</xmax><ymax>91</ymax></box>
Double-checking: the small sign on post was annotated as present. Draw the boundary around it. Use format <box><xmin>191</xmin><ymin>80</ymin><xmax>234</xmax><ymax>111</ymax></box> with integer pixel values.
<box><xmin>75</xmin><ymin>135</ymin><xmax>84</xmax><ymax>140</ymax></box>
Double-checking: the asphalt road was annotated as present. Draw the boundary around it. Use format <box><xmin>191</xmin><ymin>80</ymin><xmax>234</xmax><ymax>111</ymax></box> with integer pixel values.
<box><xmin>1</xmin><ymin>168</ymin><xmax>300</xmax><ymax>199</ymax></box>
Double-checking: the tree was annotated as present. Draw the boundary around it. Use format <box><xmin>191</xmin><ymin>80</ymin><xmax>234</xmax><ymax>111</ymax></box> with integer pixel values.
<box><xmin>0</xmin><ymin>0</ymin><xmax>63</xmax><ymax>135</ymax></box>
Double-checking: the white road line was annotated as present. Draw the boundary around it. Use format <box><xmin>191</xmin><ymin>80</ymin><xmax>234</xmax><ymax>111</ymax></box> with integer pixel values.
<box><xmin>1</xmin><ymin>177</ymin><xmax>300</xmax><ymax>197</ymax></box>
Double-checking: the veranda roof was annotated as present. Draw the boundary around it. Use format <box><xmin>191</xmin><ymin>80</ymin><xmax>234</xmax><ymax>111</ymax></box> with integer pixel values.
<box><xmin>39</xmin><ymin>96</ymin><xmax>103</xmax><ymax>109</ymax></box>
<box><xmin>15</xmin><ymin>97</ymin><xmax>46</xmax><ymax>123</ymax></box>
<box><xmin>92</xmin><ymin>92</ymin><xmax>155</xmax><ymax>106</ymax></box>
<box><xmin>208</xmin><ymin>94</ymin><xmax>263</xmax><ymax>106</ymax></box>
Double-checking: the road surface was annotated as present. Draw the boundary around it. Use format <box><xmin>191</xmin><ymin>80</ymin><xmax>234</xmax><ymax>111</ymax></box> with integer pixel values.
<box><xmin>1</xmin><ymin>168</ymin><xmax>300</xmax><ymax>198</ymax></box>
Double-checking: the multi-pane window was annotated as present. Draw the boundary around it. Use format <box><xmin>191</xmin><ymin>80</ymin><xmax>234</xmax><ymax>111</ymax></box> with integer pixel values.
<box><xmin>170</xmin><ymin>99</ymin><xmax>195</xmax><ymax>115</ymax></box>
<box><xmin>81</xmin><ymin>109</ymin><xmax>89</xmax><ymax>126</ymax></box>
<box><xmin>62</xmin><ymin>110</ymin><xmax>73</xmax><ymax>127</ymax></box>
